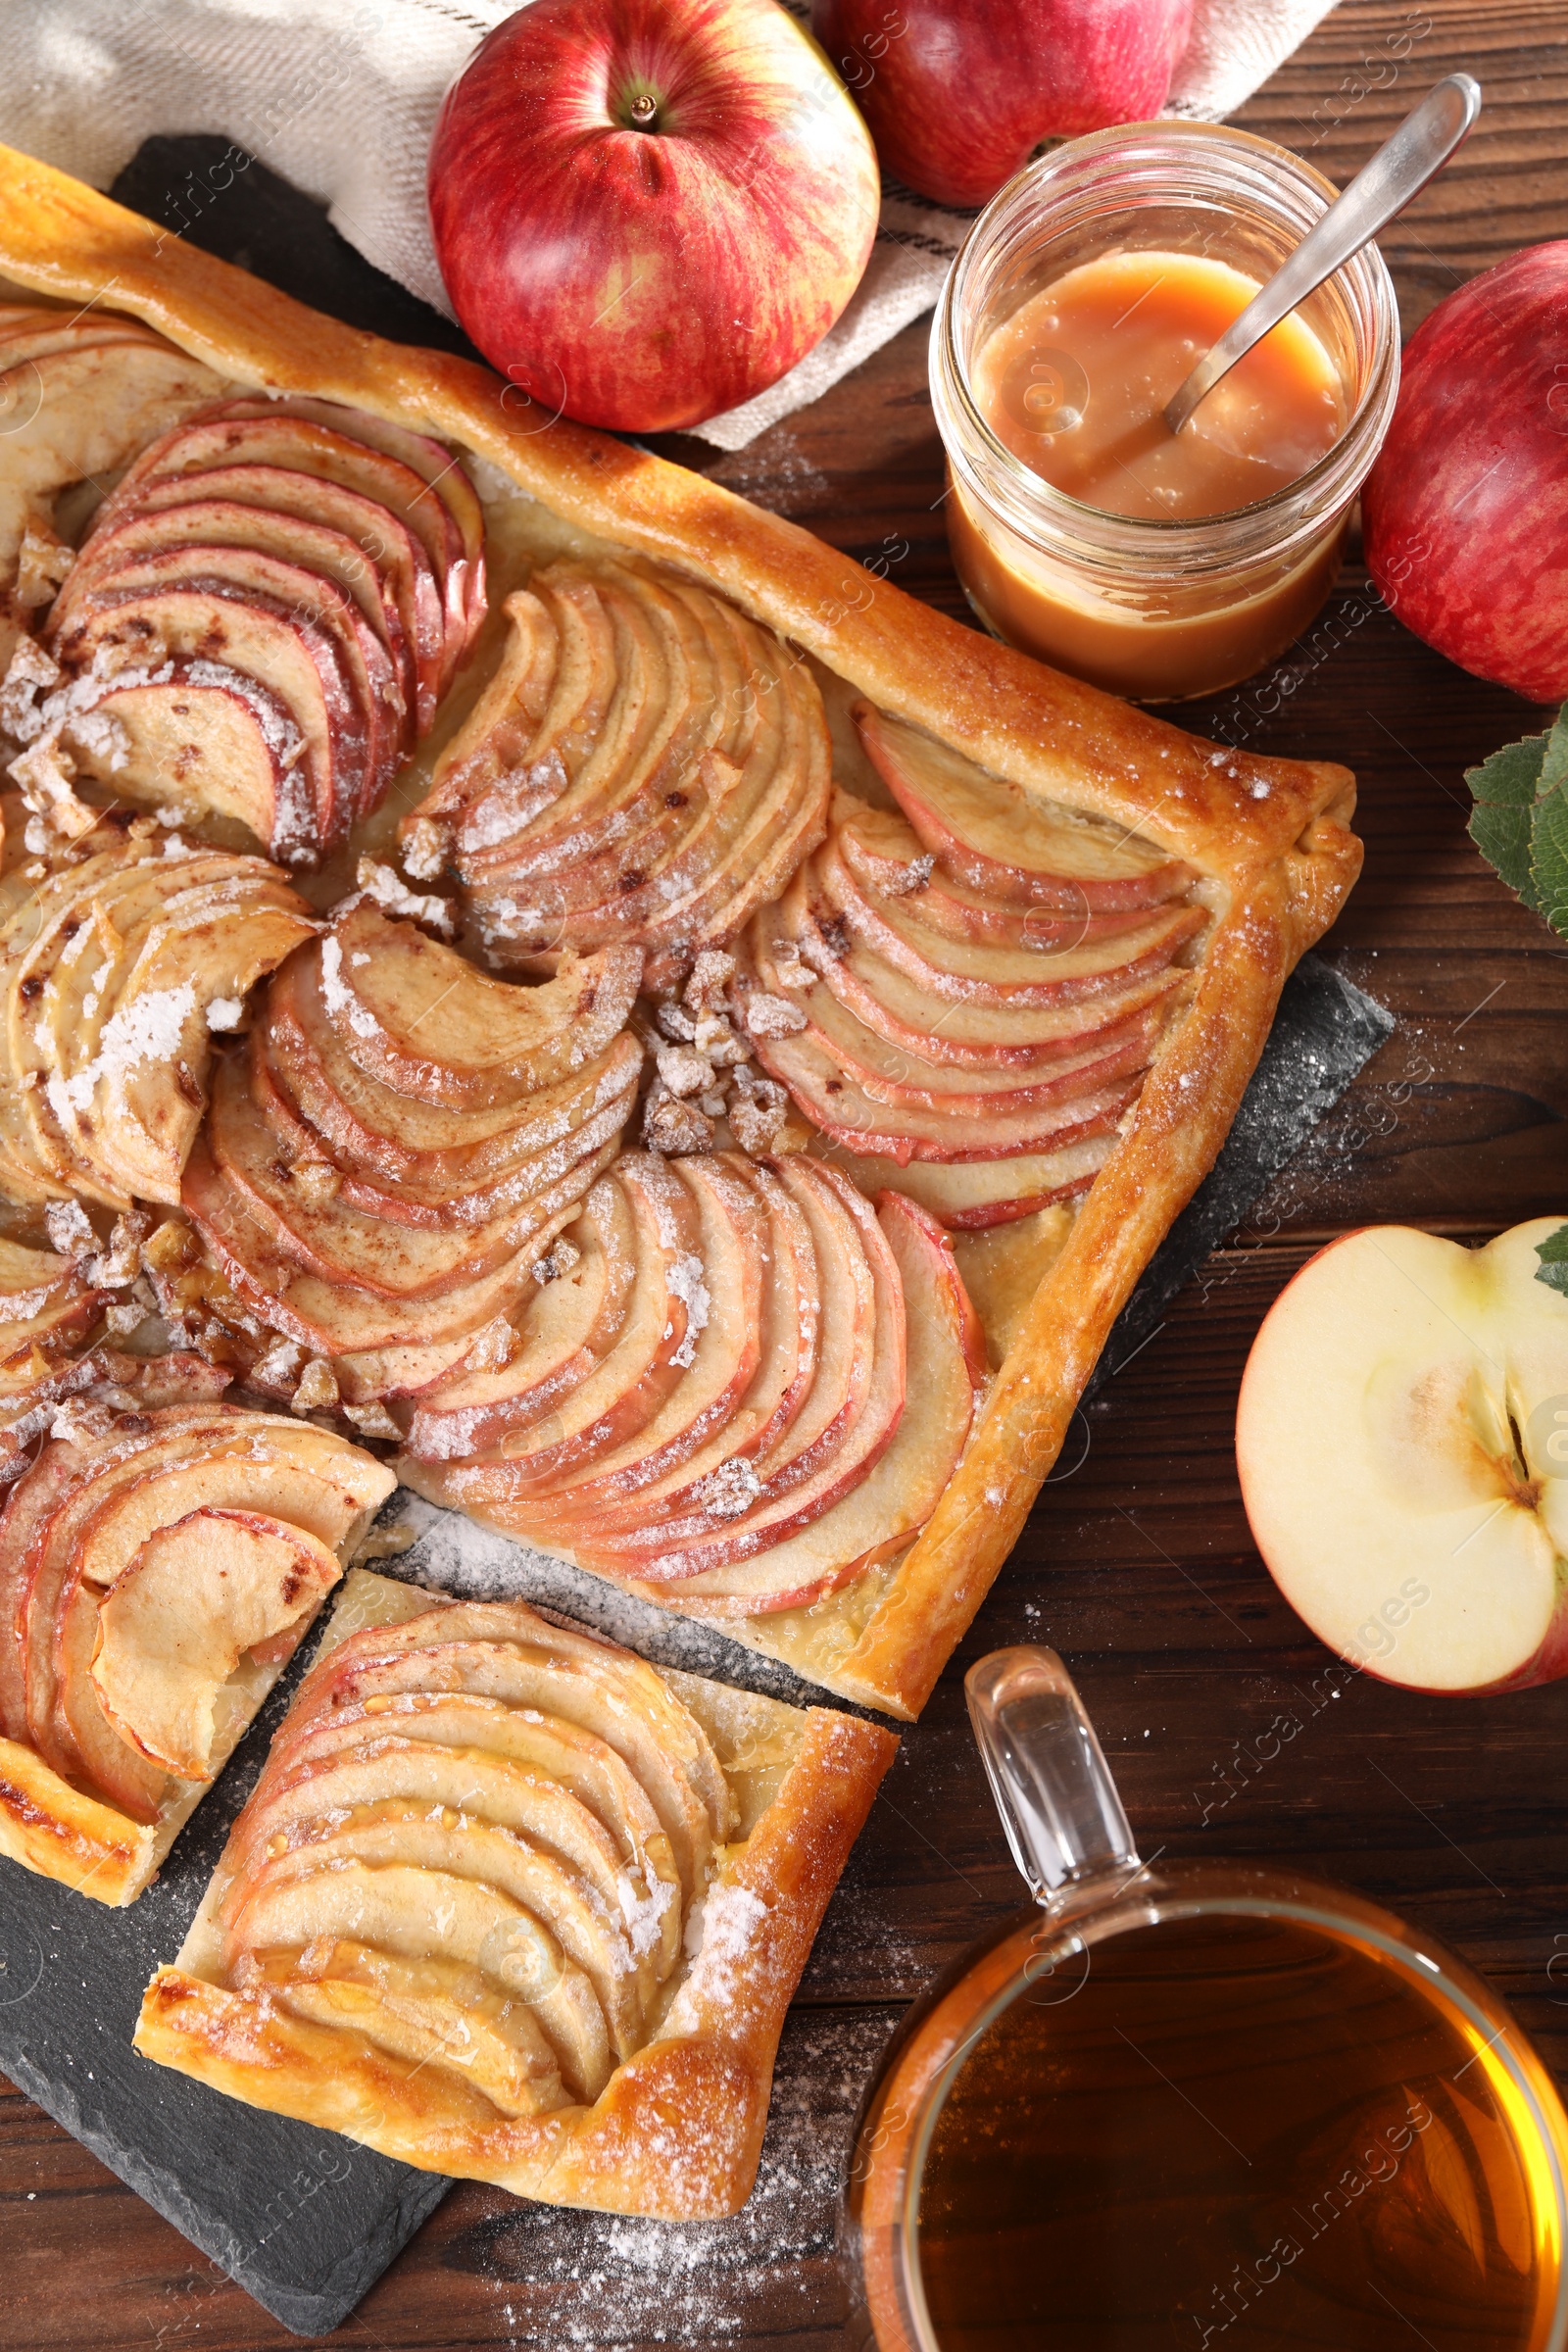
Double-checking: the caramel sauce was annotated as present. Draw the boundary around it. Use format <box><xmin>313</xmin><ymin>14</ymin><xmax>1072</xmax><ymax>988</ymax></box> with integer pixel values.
<box><xmin>974</xmin><ymin>251</ymin><xmax>1346</xmax><ymax>521</ymax></box>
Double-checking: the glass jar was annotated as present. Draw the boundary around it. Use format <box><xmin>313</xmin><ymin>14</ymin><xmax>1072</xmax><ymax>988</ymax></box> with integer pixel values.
<box><xmin>930</xmin><ymin>122</ymin><xmax>1401</xmax><ymax>703</ymax></box>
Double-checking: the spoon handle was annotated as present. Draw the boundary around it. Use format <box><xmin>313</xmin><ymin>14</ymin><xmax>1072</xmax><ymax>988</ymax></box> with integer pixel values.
<box><xmin>1164</xmin><ymin>74</ymin><xmax>1482</xmax><ymax>436</ymax></box>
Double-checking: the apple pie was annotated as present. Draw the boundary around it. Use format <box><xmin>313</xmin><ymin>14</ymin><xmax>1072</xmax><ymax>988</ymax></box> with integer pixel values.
<box><xmin>0</xmin><ymin>1379</ymin><xmax>395</xmax><ymax>1903</ymax></box>
<box><xmin>0</xmin><ymin>145</ymin><xmax>1362</xmax><ymax>1721</ymax></box>
<box><xmin>135</xmin><ymin>1567</ymin><xmax>896</xmax><ymax>2217</ymax></box>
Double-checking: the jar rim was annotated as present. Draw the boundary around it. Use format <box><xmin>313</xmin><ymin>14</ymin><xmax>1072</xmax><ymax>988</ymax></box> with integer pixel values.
<box><xmin>931</xmin><ymin>119</ymin><xmax>1401</xmax><ymax>571</ymax></box>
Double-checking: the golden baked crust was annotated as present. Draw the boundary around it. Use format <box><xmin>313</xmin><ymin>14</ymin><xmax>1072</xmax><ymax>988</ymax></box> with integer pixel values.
<box><xmin>134</xmin><ymin>1569</ymin><xmax>898</xmax><ymax>2217</ymax></box>
<box><xmin>0</xmin><ymin>144</ymin><xmax>1362</xmax><ymax>1719</ymax></box>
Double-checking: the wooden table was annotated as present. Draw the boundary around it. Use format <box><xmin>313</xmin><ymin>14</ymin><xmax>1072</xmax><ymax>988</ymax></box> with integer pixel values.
<box><xmin>4</xmin><ymin>2</ymin><xmax>1567</xmax><ymax>2343</ymax></box>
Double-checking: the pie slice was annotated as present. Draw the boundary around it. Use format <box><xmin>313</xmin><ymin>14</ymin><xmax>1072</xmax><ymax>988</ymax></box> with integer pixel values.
<box><xmin>135</xmin><ymin>1568</ymin><xmax>896</xmax><ymax>2216</ymax></box>
<box><xmin>0</xmin><ymin>1378</ymin><xmax>395</xmax><ymax>1905</ymax></box>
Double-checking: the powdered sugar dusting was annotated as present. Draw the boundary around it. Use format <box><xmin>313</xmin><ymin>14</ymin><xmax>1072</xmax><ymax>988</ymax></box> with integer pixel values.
<box><xmin>45</xmin><ymin>981</ymin><xmax>196</xmax><ymax>1120</ymax></box>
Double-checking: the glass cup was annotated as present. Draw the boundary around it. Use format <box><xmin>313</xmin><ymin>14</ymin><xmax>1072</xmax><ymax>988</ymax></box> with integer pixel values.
<box><xmin>847</xmin><ymin>1648</ymin><xmax>1568</xmax><ymax>2352</ymax></box>
<box><xmin>929</xmin><ymin>122</ymin><xmax>1401</xmax><ymax>703</ymax></box>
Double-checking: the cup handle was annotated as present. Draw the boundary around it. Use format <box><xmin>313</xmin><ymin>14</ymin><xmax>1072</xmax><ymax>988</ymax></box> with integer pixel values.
<box><xmin>965</xmin><ymin>1646</ymin><xmax>1141</xmax><ymax>1911</ymax></box>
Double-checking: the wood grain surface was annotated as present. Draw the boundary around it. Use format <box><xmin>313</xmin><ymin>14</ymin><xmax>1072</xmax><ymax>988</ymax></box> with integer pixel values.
<box><xmin>4</xmin><ymin>2</ymin><xmax>1567</xmax><ymax>2343</ymax></box>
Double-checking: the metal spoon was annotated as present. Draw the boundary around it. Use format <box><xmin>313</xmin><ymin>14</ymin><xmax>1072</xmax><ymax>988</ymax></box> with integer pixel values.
<box><xmin>1163</xmin><ymin>74</ymin><xmax>1482</xmax><ymax>437</ymax></box>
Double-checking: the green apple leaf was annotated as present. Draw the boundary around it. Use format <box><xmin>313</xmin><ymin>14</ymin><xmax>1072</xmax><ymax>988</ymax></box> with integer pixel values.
<box><xmin>1534</xmin><ymin>1223</ymin><xmax>1568</xmax><ymax>1298</ymax></box>
<box><xmin>1542</xmin><ymin>704</ymin><xmax>1568</xmax><ymax>798</ymax></box>
<box><xmin>1532</xmin><ymin>774</ymin><xmax>1568</xmax><ymax>935</ymax></box>
<box><xmin>1466</xmin><ymin>729</ymin><xmax>1548</xmax><ymax>911</ymax></box>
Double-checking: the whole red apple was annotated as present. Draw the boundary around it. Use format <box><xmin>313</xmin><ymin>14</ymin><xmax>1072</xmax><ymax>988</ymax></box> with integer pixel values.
<box><xmin>1362</xmin><ymin>241</ymin><xmax>1568</xmax><ymax>705</ymax></box>
<box><xmin>810</xmin><ymin>0</ymin><xmax>1193</xmax><ymax>209</ymax></box>
<box><xmin>428</xmin><ymin>0</ymin><xmax>880</xmax><ymax>434</ymax></box>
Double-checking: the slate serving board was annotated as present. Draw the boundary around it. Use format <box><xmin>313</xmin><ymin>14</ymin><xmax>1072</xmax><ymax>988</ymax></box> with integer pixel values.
<box><xmin>0</xmin><ymin>141</ymin><xmax>1397</xmax><ymax>2338</ymax></box>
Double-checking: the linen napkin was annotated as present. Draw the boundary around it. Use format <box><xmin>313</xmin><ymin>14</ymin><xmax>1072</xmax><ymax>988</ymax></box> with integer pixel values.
<box><xmin>0</xmin><ymin>0</ymin><xmax>1339</xmax><ymax>448</ymax></box>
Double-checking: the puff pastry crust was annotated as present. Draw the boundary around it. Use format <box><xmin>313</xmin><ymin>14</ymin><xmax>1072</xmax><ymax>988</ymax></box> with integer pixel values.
<box><xmin>0</xmin><ymin>144</ymin><xmax>1362</xmax><ymax>1719</ymax></box>
<box><xmin>135</xmin><ymin>1568</ymin><xmax>897</xmax><ymax>2218</ymax></box>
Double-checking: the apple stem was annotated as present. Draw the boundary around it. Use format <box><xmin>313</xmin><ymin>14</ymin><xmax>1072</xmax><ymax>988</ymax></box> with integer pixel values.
<box><xmin>628</xmin><ymin>92</ymin><xmax>658</xmax><ymax>129</ymax></box>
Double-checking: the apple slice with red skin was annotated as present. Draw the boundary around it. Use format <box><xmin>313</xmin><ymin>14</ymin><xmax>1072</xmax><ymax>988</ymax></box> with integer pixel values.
<box><xmin>314</xmin><ymin>903</ymin><xmax>642</xmax><ymax>1110</ymax></box>
<box><xmin>182</xmin><ymin>1126</ymin><xmax>598</xmax><ymax>1357</ymax></box>
<box><xmin>742</xmin><ymin>921</ymin><xmax>1173</xmax><ymax>1115</ymax></box>
<box><xmin>1237</xmin><ymin>1219</ymin><xmax>1568</xmax><ymax>1692</ymax></box>
<box><xmin>295</xmin><ymin>1647</ymin><xmax>719</xmax><ymax>1892</ymax></box>
<box><xmin>52</xmin><ymin>579</ymin><xmax>365</xmax><ymax>856</ymax></box>
<box><xmin>201</xmin><ymin>1045</ymin><xmax>628</xmax><ymax>1298</ymax></box>
<box><xmin>855</xmin><ymin>703</ymin><xmax>1194</xmax><ymax>910</ymax></box>
<box><xmin>0</xmin><ymin>338</ymin><xmax>223</xmax><ymax>596</ymax></box>
<box><xmin>118</xmin><ymin>466</ymin><xmax>432</xmax><ymax>724</ymax></box>
<box><xmin>106</xmin><ymin>406</ymin><xmax>479</xmax><ymax>690</ymax></box>
<box><xmin>770</xmin><ymin>875</ymin><xmax>1194</xmax><ymax>1067</ymax></box>
<box><xmin>298</xmin><ymin>1601</ymin><xmax>732</xmax><ymax>1848</ymax></box>
<box><xmin>426</xmin><ymin>580</ymin><xmax>610</xmax><ymax>870</ymax></box>
<box><xmin>416</xmin><ymin>1152</ymin><xmax>707</xmax><ymax>1483</ymax></box>
<box><xmin>256</xmin><ymin>1695</ymin><xmax>680</xmax><ymax>1930</ymax></box>
<box><xmin>60</xmin><ymin>523</ymin><xmax>407</xmax><ymax>814</ymax></box>
<box><xmin>449</xmin><ymin>564</ymin><xmax>721</xmax><ymax>883</ymax></box>
<box><xmin>808</xmin><ymin>832</ymin><xmax>1205</xmax><ymax>1009</ymax></box>
<box><xmin>241</xmin><ymin>1800</ymin><xmax>647</xmax><ymax>2058</ymax></box>
<box><xmin>825</xmin><ymin>1134</ymin><xmax>1115</xmax><ymax>1230</ymax></box>
<box><xmin>262</xmin><ymin>953</ymin><xmax>638</xmax><ymax>1196</ymax></box>
<box><xmin>579</xmin><ymin>1159</ymin><xmax>904</xmax><ymax>1581</ymax></box>
<box><xmin>228</xmin><ymin>1734</ymin><xmax>675</xmax><ymax>1997</ymax></box>
<box><xmin>835</xmin><ymin>795</ymin><xmax>1159</xmax><ymax>953</ymax></box>
<box><xmin>534</xmin><ymin>1153</ymin><xmax>819</xmax><ymax>1545</ymax></box>
<box><xmin>634</xmin><ymin>1190</ymin><xmax>982</xmax><ymax>1614</ymax></box>
<box><xmin>513</xmin><ymin>1152</ymin><xmax>768</xmax><ymax>1524</ymax></box>
<box><xmin>249</xmin><ymin>1014</ymin><xmax>643</xmax><ymax>1228</ymax></box>
<box><xmin>205</xmin><ymin>398</ymin><xmax>486</xmax><ymax>662</ymax></box>
<box><xmin>406</xmin><ymin>1175</ymin><xmax>636</xmax><ymax>1461</ymax></box>
<box><xmin>59</xmin><ymin>659</ymin><xmax>320</xmax><ymax>866</ymax></box>
<box><xmin>240</xmin><ymin>1940</ymin><xmax>571</xmax><ymax>2120</ymax></box>
<box><xmin>222</xmin><ymin>1856</ymin><xmax>612</xmax><ymax>2101</ymax></box>
<box><xmin>89</xmin><ymin>1507</ymin><xmax>342</xmax><ymax>1779</ymax></box>
<box><xmin>744</xmin><ymin>1015</ymin><xmax>1139</xmax><ymax>1163</ymax></box>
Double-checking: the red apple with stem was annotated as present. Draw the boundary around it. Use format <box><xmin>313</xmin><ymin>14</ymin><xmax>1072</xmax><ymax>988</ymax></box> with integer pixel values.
<box><xmin>428</xmin><ymin>0</ymin><xmax>880</xmax><ymax>434</ymax></box>
<box><xmin>810</xmin><ymin>0</ymin><xmax>1194</xmax><ymax>209</ymax></box>
<box><xmin>1362</xmin><ymin>241</ymin><xmax>1568</xmax><ymax>705</ymax></box>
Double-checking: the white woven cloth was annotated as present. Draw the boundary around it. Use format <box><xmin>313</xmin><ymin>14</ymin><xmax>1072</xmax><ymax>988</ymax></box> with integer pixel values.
<box><xmin>0</xmin><ymin>0</ymin><xmax>1339</xmax><ymax>450</ymax></box>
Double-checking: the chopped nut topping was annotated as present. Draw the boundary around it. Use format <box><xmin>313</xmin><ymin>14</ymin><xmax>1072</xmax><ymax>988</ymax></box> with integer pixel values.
<box><xmin>730</xmin><ymin>1091</ymin><xmax>788</xmax><ymax>1155</ymax></box>
<box><xmin>693</xmin><ymin>1009</ymin><xmax>749</xmax><ymax>1066</ymax></box>
<box><xmin>743</xmin><ymin>990</ymin><xmax>808</xmax><ymax>1039</ymax></box>
<box><xmin>290</xmin><ymin>1161</ymin><xmax>342</xmax><ymax>1207</ymax></box>
<box><xmin>44</xmin><ymin>1200</ymin><xmax>97</xmax><ymax>1260</ymax></box>
<box><xmin>655</xmin><ymin>1002</ymin><xmax>697</xmax><ymax>1045</ymax></box>
<box><xmin>400</xmin><ymin>814</ymin><xmax>451</xmax><ymax>884</ymax></box>
<box><xmin>643</xmin><ymin>1088</ymin><xmax>713</xmax><ymax>1156</ymax></box>
<box><xmin>531</xmin><ymin>1236</ymin><xmax>581</xmax><ymax>1285</ymax></box>
<box><xmin>466</xmin><ymin>1314</ymin><xmax>521</xmax><ymax>1371</ymax></box>
<box><xmin>352</xmin><ymin>856</ymin><xmax>456</xmax><ymax>938</ymax></box>
<box><xmin>344</xmin><ymin>1400</ymin><xmax>404</xmax><ymax>1442</ymax></box>
<box><xmin>683</xmin><ymin>948</ymin><xmax>736</xmax><ymax>1013</ymax></box>
<box><xmin>15</xmin><ymin>521</ymin><xmax>75</xmax><ymax>612</ymax></box>
<box><xmin>655</xmin><ymin>1044</ymin><xmax>713</xmax><ymax>1100</ymax></box>
<box><xmin>252</xmin><ymin>1336</ymin><xmax>306</xmax><ymax>1389</ymax></box>
<box><xmin>103</xmin><ymin>1301</ymin><xmax>146</xmax><ymax>1338</ymax></box>
<box><xmin>292</xmin><ymin>1357</ymin><xmax>340</xmax><ymax>1413</ymax></box>
<box><xmin>692</xmin><ymin>1455</ymin><xmax>762</xmax><ymax>1520</ymax></box>
<box><xmin>8</xmin><ymin>732</ymin><xmax>98</xmax><ymax>841</ymax></box>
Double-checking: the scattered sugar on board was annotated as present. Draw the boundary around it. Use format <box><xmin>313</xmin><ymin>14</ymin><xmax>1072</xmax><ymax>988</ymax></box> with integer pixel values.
<box><xmin>464</xmin><ymin>2006</ymin><xmax>897</xmax><ymax>2347</ymax></box>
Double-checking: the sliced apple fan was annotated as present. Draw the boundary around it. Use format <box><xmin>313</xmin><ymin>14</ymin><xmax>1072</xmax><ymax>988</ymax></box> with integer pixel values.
<box><xmin>0</xmin><ymin>795</ymin><xmax>316</xmax><ymax>1207</ymax></box>
<box><xmin>399</xmin><ymin>561</ymin><xmax>831</xmax><ymax>982</ymax></box>
<box><xmin>181</xmin><ymin>897</ymin><xmax>645</xmax><ymax>1386</ymax></box>
<box><xmin>0</xmin><ymin>1385</ymin><xmax>393</xmax><ymax>1898</ymax></box>
<box><xmin>0</xmin><ymin>318</ymin><xmax>486</xmax><ymax>867</ymax></box>
<box><xmin>730</xmin><ymin>706</ymin><xmax>1203</xmax><ymax>1226</ymax></box>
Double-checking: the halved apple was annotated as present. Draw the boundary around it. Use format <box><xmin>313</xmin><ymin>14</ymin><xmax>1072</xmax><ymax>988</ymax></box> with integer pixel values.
<box><xmin>90</xmin><ymin>1508</ymin><xmax>341</xmax><ymax>1778</ymax></box>
<box><xmin>1236</xmin><ymin>1220</ymin><xmax>1568</xmax><ymax>1691</ymax></box>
